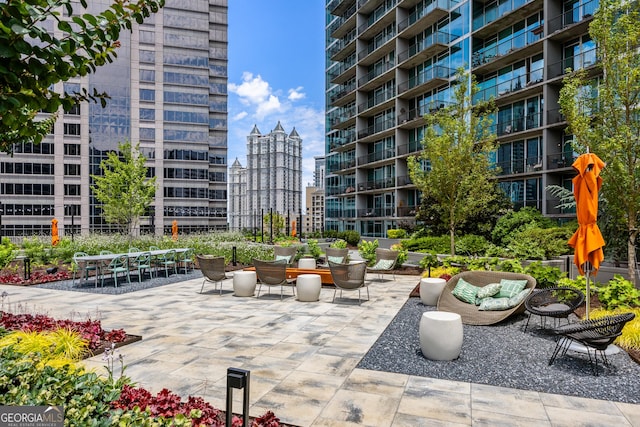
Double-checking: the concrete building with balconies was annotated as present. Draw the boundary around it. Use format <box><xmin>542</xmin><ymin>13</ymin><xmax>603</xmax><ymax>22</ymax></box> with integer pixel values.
<box><xmin>325</xmin><ymin>0</ymin><xmax>594</xmax><ymax>237</ymax></box>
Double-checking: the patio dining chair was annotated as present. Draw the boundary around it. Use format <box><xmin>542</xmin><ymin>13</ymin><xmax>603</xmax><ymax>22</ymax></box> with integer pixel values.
<box><xmin>196</xmin><ymin>255</ymin><xmax>228</xmax><ymax>294</ymax></box>
<box><xmin>101</xmin><ymin>254</ymin><xmax>131</xmax><ymax>288</ymax></box>
<box><xmin>132</xmin><ymin>251</ymin><xmax>153</xmax><ymax>283</ymax></box>
<box><xmin>156</xmin><ymin>249</ymin><xmax>178</xmax><ymax>277</ymax></box>
<box><xmin>328</xmin><ymin>260</ymin><xmax>369</xmax><ymax>303</ymax></box>
<box><xmin>72</xmin><ymin>252</ymin><xmax>99</xmax><ymax>287</ymax></box>
<box><xmin>253</xmin><ymin>258</ymin><xmax>293</xmax><ymax>300</ymax></box>
<box><xmin>178</xmin><ymin>248</ymin><xmax>195</xmax><ymax>274</ymax></box>
<box><xmin>548</xmin><ymin>312</ymin><xmax>635</xmax><ymax>375</ymax></box>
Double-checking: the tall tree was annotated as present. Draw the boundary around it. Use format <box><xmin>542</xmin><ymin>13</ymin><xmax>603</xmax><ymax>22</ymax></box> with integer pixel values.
<box><xmin>91</xmin><ymin>141</ymin><xmax>156</xmax><ymax>236</ymax></box>
<box><xmin>408</xmin><ymin>69</ymin><xmax>499</xmax><ymax>255</ymax></box>
<box><xmin>0</xmin><ymin>0</ymin><xmax>164</xmax><ymax>153</ymax></box>
<box><xmin>558</xmin><ymin>0</ymin><xmax>640</xmax><ymax>284</ymax></box>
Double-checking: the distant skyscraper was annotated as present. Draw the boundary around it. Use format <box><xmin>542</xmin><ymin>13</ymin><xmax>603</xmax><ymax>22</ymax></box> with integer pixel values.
<box><xmin>0</xmin><ymin>0</ymin><xmax>228</xmax><ymax>238</ymax></box>
<box><xmin>304</xmin><ymin>156</ymin><xmax>325</xmax><ymax>235</ymax></box>
<box><xmin>228</xmin><ymin>122</ymin><xmax>302</xmax><ymax>232</ymax></box>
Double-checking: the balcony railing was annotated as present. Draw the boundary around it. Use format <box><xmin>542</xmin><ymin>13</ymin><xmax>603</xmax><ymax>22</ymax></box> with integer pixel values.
<box><xmin>548</xmin><ymin>0</ymin><xmax>598</xmax><ymax>33</ymax></box>
<box><xmin>398</xmin><ymin>31</ymin><xmax>455</xmax><ymax>64</ymax></box>
<box><xmin>492</xmin><ymin>111</ymin><xmax>542</xmax><ymax>136</ymax></box>
<box><xmin>495</xmin><ymin>155</ymin><xmax>543</xmax><ymax>175</ymax></box>
<box><xmin>357</xmin><ymin>148</ymin><xmax>395</xmax><ymax>165</ymax></box>
<box><xmin>547</xmin><ymin>108</ymin><xmax>565</xmax><ymax>125</ymax></box>
<box><xmin>547</xmin><ymin>152</ymin><xmax>577</xmax><ymax>169</ymax></box>
<box><xmin>328</xmin><ymin>56</ymin><xmax>357</xmax><ymax>81</ymax></box>
<box><xmin>330</xmin><ymin>81</ymin><xmax>357</xmax><ymax>104</ymax></box>
<box><xmin>358</xmin><ymin>207</ymin><xmax>395</xmax><ymax>217</ymax></box>
<box><xmin>357</xmin><ymin>0</ymin><xmax>397</xmax><ymax>34</ymax></box>
<box><xmin>357</xmin><ymin>117</ymin><xmax>396</xmax><ymax>139</ymax></box>
<box><xmin>397</xmin><ymin>205</ymin><xmax>418</xmax><ymax>217</ymax></box>
<box><xmin>472</xmin><ymin>0</ymin><xmax>531</xmax><ymax>31</ymax></box>
<box><xmin>358</xmin><ymin>31</ymin><xmax>396</xmax><ymax>61</ymax></box>
<box><xmin>358</xmin><ymin>61</ymin><xmax>394</xmax><ymax>87</ymax></box>
<box><xmin>398</xmin><ymin>65</ymin><xmax>453</xmax><ymax>93</ymax></box>
<box><xmin>399</xmin><ymin>0</ymin><xmax>454</xmax><ymax>32</ymax></box>
<box><xmin>397</xmin><ymin>175</ymin><xmax>413</xmax><ymax>186</ymax></box>
<box><xmin>357</xmin><ymin>177</ymin><xmax>395</xmax><ymax>192</ymax></box>
<box><xmin>328</xmin><ymin>132</ymin><xmax>356</xmax><ymax>150</ymax></box>
<box><xmin>397</xmin><ymin>141</ymin><xmax>422</xmax><ymax>156</ymax></box>
<box><xmin>472</xmin><ymin>25</ymin><xmax>543</xmax><ymax>67</ymax></box>
<box><xmin>547</xmin><ymin>47</ymin><xmax>597</xmax><ymax>79</ymax></box>
<box><xmin>329</xmin><ymin>28</ymin><xmax>357</xmax><ymax>58</ymax></box>
<box><xmin>474</xmin><ymin>68</ymin><xmax>543</xmax><ymax>102</ymax></box>
<box><xmin>358</xmin><ymin>88</ymin><xmax>395</xmax><ymax>113</ymax></box>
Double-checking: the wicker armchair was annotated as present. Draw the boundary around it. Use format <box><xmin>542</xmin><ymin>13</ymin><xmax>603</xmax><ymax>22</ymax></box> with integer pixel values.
<box><xmin>253</xmin><ymin>258</ymin><xmax>294</xmax><ymax>300</ymax></box>
<box><xmin>524</xmin><ymin>287</ymin><xmax>585</xmax><ymax>331</ymax></box>
<box><xmin>196</xmin><ymin>255</ymin><xmax>228</xmax><ymax>294</ymax></box>
<box><xmin>318</xmin><ymin>247</ymin><xmax>349</xmax><ymax>268</ymax></box>
<box><xmin>366</xmin><ymin>248</ymin><xmax>399</xmax><ymax>281</ymax></box>
<box><xmin>549</xmin><ymin>312</ymin><xmax>636</xmax><ymax>375</ymax></box>
<box><xmin>328</xmin><ymin>261</ymin><xmax>369</xmax><ymax>303</ymax></box>
<box><xmin>273</xmin><ymin>246</ymin><xmax>297</xmax><ymax>266</ymax></box>
<box><xmin>437</xmin><ymin>271</ymin><xmax>536</xmax><ymax>325</ymax></box>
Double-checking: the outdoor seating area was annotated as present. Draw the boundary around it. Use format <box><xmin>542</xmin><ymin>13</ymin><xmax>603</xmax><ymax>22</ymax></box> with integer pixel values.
<box><xmin>72</xmin><ymin>248</ymin><xmax>192</xmax><ymax>288</ymax></box>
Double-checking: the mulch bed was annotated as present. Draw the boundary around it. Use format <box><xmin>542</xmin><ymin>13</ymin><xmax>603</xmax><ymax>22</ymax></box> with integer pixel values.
<box><xmin>85</xmin><ymin>334</ymin><xmax>142</xmax><ymax>358</ymax></box>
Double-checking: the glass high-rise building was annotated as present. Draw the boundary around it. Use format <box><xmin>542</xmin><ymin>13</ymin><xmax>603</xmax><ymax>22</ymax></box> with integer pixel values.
<box><xmin>0</xmin><ymin>0</ymin><xmax>228</xmax><ymax>238</ymax></box>
<box><xmin>325</xmin><ymin>0</ymin><xmax>595</xmax><ymax>237</ymax></box>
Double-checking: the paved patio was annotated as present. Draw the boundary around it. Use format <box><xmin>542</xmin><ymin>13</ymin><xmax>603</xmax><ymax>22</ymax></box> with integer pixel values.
<box><xmin>1</xmin><ymin>274</ymin><xmax>639</xmax><ymax>426</ymax></box>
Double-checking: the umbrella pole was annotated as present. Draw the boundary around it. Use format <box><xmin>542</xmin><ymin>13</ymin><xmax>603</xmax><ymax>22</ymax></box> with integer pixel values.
<box><xmin>584</xmin><ymin>262</ymin><xmax>591</xmax><ymax>320</ymax></box>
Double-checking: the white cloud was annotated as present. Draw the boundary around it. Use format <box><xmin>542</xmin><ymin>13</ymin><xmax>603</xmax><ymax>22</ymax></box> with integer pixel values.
<box><xmin>232</xmin><ymin>111</ymin><xmax>248</xmax><ymax>121</ymax></box>
<box><xmin>288</xmin><ymin>86</ymin><xmax>305</xmax><ymax>101</ymax></box>
<box><xmin>256</xmin><ymin>94</ymin><xmax>282</xmax><ymax>120</ymax></box>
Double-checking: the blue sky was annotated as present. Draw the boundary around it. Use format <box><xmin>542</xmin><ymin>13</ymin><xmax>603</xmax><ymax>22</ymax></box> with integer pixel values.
<box><xmin>228</xmin><ymin>0</ymin><xmax>326</xmax><ymax>188</ymax></box>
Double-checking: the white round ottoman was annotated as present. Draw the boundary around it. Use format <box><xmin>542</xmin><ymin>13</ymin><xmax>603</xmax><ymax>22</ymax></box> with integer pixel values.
<box><xmin>420</xmin><ymin>277</ymin><xmax>447</xmax><ymax>306</ymax></box>
<box><xmin>419</xmin><ymin>311</ymin><xmax>463</xmax><ymax>360</ymax></box>
<box><xmin>298</xmin><ymin>258</ymin><xmax>316</xmax><ymax>269</ymax></box>
<box><xmin>296</xmin><ymin>274</ymin><xmax>321</xmax><ymax>302</ymax></box>
<box><xmin>233</xmin><ymin>271</ymin><xmax>257</xmax><ymax>297</ymax></box>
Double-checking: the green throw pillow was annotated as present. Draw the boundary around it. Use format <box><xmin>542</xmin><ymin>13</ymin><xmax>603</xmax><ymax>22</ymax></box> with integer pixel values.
<box><xmin>508</xmin><ymin>289</ymin><xmax>531</xmax><ymax>308</ymax></box>
<box><xmin>478</xmin><ymin>297</ymin><xmax>511</xmax><ymax>311</ymax></box>
<box><xmin>452</xmin><ymin>277</ymin><xmax>479</xmax><ymax>304</ymax></box>
<box><xmin>373</xmin><ymin>259</ymin><xmax>395</xmax><ymax>270</ymax></box>
<box><xmin>477</xmin><ymin>283</ymin><xmax>502</xmax><ymax>299</ymax></box>
<box><xmin>498</xmin><ymin>279</ymin><xmax>528</xmax><ymax>298</ymax></box>
<box><xmin>275</xmin><ymin>255</ymin><xmax>291</xmax><ymax>263</ymax></box>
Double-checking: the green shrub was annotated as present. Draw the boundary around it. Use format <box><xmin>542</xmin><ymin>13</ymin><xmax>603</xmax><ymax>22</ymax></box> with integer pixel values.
<box><xmin>330</xmin><ymin>239</ymin><xmax>347</xmax><ymax>249</ymax></box>
<box><xmin>598</xmin><ymin>275</ymin><xmax>640</xmax><ymax>310</ymax></box>
<box><xmin>419</xmin><ymin>253</ymin><xmax>439</xmax><ymax>272</ymax></box>
<box><xmin>305</xmin><ymin>239</ymin><xmax>322</xmax><ymax>259</ymax></box>
<box><xmin>492</xmin><ymin>207</ymin><xmax>554</xmax><ymax>246</ymax></box>
<box><xmin>401</xmin><ymin>235</ymin><xmax>450</xmax><ymax>254</ymax></box>
<box><xmin>523</xmin><ymin>261</ymin><xmax>565</xmax><ymax>288</ymax></box>
<box><xmin>390</xmin><ymin>243</ymin><xmax>408</xmax><ymax>267</ymax></box>
<box><xmin>454</xmin><ymin>234</ymin><xmax>489</xmax><ymax>256</ymax></box>
<box><xmin>358</xmin><ymin>239</ymin><xmax>378</xmax><ymax>265</ymax></box>
<box><xmin>505</xmin><ymin>226</ymin><xmax>573</xmax><ymax>260</ymax></box>
<box><xmin>338</xmin><ymin>230</ymin><xmax>361</xmax><ymax>246</ymax></box>
<box><xmin>496</xmin><ymin>258</ymin><xmax>525</xmax><ymax>273</ymax></box>
<box><xmin>0</xmin><ymin>237</ymin><xmax>16</xmax><ymax>269</ymax></box>
<box><xmin>387</xmin><ymin>229</ymin><xmax>407</xmax><ymax>239</ymax></box>
<box><xmin>557</xmin><ymin>275</ymin><xmax>600</xmax><ymax>298</ymax></box>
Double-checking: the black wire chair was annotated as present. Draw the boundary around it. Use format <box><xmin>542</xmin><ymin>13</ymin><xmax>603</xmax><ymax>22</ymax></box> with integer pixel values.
<box><xmin>548</xmin><ymin>312</ymin><xmax>635</xmax><ymax>375</ymax></box>
<box><xmin>524</xmin><ymin>287</ymin><xmax>585</xmax><ymax>331</ymax></box>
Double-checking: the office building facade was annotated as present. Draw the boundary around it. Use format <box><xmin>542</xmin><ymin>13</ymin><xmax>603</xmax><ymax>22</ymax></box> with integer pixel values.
<box><xmin>325</xmin><ymin>0</ymin><xmax>593</xmax><ymax>237</ymax></box>
<box><xmin>228</xmin><ymin>122</ymin><xmax>303</xmax><ymax>232</ymax></box>
<box><xmin>0</xmin><ymin>0</ymin><xmax>228</xmax><ymax>239</ymax></box>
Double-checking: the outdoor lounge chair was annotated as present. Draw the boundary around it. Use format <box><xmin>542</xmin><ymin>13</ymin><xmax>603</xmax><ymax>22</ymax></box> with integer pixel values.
<box><xmin>328</xmin><ymin>260</ymin><xmax>369</xmax><ymax>303</ymax></box>
<box><xmin>253</xmin><ymin>258</ymin><xmax>294</xmax><ymax>300</ymax></box>
<box><xmin>524</xmin><ymin>287</ymin><xmax>585</xmax><ymax>331</ymax></box>
<box><xmin>548</xmin><ymin>312</ymin><xmax>635</xmax><ymax>375</ymax></box>
<box><xmin>273</xmin><ymin>246</ymin><xmax>297</xmax><ymax>266</ymax></box>
<box><xmin>318</xmin><ymin>247</ymin><xmax>348</xmax><ymax>268</ymax></box>
<box><xmin>437</xmin><ymin>271</ymin><xmax>536</xmax><ymax>325</ymax></box>
<box><xmin>196</xmin><ymin>255</ymin><xmax>228</xmax><ymax>294</ymax></box>
<box><xmin>366</xmin><ymin>248</ymin><xmax>399</xmax><ymax>281</ymax></box>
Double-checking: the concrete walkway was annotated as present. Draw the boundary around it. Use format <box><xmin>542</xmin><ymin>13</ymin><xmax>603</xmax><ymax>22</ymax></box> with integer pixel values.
<box><xmin>1</xmin><ymin>274</ymin><xmax>639</xmax><ymax>426</ymax></box>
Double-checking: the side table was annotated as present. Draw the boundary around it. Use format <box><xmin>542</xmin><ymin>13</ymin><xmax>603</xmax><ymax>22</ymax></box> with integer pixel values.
<box><xmin>419</xmin><ymin>311</ymin><xmax>463</xmax><ymax>360</ymax></box>
<box><xmin>296</xmin><ymin>274</ymin><xmax>321</xmax><ymax>302</ymax></box>
<box><xmin>233</xmin><ymin>271</ymin><xmax>257</xmax><ymax>297</ymax></box>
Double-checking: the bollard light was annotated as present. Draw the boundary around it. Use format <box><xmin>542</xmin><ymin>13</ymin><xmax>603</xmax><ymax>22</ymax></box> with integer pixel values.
<box><xmin>226</xmin><ymin>367</ymin><xmax>250</xmax><ymax>427</ymax></box>
<box><xmin>232</xmin><ymin>246</ymin><xmax>237</xmax><ymax>266</ymax></box>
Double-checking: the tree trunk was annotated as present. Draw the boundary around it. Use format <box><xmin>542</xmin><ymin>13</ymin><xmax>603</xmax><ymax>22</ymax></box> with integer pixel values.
<box><xmin>628</xmin><ymin>227</ymin><xmax>638</xmax><ymax>287</ymax></box>
<box><xmin>450</xmin><ymin>226</ymin><xmax>456</xmax><ymax>256</ymax></box>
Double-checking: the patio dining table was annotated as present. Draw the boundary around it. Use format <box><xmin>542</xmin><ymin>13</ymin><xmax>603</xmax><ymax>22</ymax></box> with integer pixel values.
<box><xmin>74</xmin><ymin>248</ymin><xmax>191</xmax><ymax>287</ymax></box>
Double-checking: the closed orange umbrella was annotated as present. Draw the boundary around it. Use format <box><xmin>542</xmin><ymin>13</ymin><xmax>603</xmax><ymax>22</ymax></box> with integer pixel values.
<box><xmin>51</xmin><ymin>218</ymin><xmax>59</xmax><ymax>246</ymax></box>
<box><xmin>291</xmin><ymin>220</ymin><xmax>297</xmax><ymax>237</ymax></box>
<box><xmin>567</xmin><ymin>152</ymin><xmax>605</xmax><ymax>318</ymax></box>
<box><xmin>172</xmin><ymin>220</ymin><xmax>178</xmax><ymax>241</ymax></box>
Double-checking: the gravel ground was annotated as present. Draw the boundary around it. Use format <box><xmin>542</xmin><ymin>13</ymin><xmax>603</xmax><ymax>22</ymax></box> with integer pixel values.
<box><xmin>358</xmin><ymin>297</ymin><xmax>640</xmax><ymax>404</ymax></box>
<box><xmin>34</xmin><ymin>269</ymin><xmax>203</xmax><ymax>295</ymax></box>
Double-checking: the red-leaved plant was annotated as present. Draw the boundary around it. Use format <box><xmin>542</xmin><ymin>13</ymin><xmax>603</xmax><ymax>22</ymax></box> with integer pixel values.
<box><xmin>0</xmin><ymin>312</ymin><xmax>126</xmax><ymax>350</ymax></box>
<box><xmin>111</xmin><ymin>385</ymin><xmax>281</xmax><ymax>426</ymax></box>
<box><xmin>439</xmin><ymin>273</ymin><xmax>452</xmax><ymax>282</ymax></box>
<box><xmin>0</xmin><ymin>270</ymin><xmax>71</xmax><ymax>285</ymax></box>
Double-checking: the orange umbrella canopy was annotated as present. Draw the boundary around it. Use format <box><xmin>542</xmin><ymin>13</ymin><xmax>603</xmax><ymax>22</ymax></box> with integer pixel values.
<box><xmin>567</xmin><ymin>153</ymin><xmax>605</xmax><ymax>276</ymax></box>
<box><xmin>51</xmin><ymin>218</ymin><xmax>59</xmax><ymax>246</ymax></box>
<box><xmin>171</xmin><ymin>220</ymin><xmax>178</xmax><ymax>241</ymax></box>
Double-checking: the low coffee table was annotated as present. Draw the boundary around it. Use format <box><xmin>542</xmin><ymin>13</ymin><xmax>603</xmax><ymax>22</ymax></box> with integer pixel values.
<box><xmin>244</xmin><ymin>266</ymin><xmax>333</xmax><ymax>285</ymax></box>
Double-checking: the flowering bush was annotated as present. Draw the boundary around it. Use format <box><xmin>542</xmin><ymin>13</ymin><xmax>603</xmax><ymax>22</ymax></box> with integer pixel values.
<box><xmin>0</xmin><ymin>311</ymin><xmax>125</xmax><ymax>350</ymax></box>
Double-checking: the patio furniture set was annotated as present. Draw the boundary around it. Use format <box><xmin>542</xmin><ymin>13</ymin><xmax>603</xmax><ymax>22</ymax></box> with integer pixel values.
<box><xmin>197</xmin><ymin>247</ymin><xmax>400</xmax><ymax>305</ymax></box>
<box><xmin>72</xmin><ymin>248</ymin><xmax>193</xmax><ymax>288</ymax></box>
<box><xmin>419</xmin><ymin>270</ymin><xmax>636</xmax><ymax>375</ymax></box>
